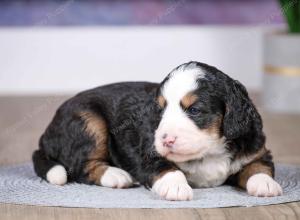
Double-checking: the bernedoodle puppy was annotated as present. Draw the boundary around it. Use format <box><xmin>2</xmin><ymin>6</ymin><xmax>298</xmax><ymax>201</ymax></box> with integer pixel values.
<box><xmin>33</xmin><ymin>61</ymin><xmax>282</xmax><ymax>201</ymax></box>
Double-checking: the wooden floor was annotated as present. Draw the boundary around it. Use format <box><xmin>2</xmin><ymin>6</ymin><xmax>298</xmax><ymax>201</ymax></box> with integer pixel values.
<box><xmin>0</xmin><ymin>95</ymin><xmax>300</xmax><ymax>220</ymax></box>
<box><xmin>2</xmin><ymin>203</ymin><xmax>300</xmax><ymax>220</ymax></box>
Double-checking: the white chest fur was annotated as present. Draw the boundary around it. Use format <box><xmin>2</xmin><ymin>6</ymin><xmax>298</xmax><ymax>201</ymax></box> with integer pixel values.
<box><xmin>177</xmin><ymin>153</ymin><xmax>235</xmax><ymax>188</ymax></box>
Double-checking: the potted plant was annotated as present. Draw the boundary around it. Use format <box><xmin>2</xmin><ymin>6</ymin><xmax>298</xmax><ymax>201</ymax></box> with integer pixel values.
<box><xmin>263</xmin><ymin>0</ymin><xmax>300</xmax><ymax>113</ymax></box>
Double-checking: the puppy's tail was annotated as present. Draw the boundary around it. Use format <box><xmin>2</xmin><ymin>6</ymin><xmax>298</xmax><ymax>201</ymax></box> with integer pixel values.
<box><xmin>32</xmin><ymin>149</ymin><xmax>67</xmax><ymax>185</ymax></box>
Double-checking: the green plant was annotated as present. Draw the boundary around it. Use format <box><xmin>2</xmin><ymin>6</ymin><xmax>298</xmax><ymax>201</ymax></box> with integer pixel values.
<box><xmin>279</xmin><ymin>0</ymin><xmax>300</xmax><ymax>33</ymax></box>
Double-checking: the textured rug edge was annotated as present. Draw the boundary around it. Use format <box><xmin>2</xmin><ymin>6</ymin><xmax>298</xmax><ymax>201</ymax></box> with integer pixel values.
<box><xmin>0</xmin><ymin>163</ymin><xmax>300</xmax><ymax>209</ymax></box>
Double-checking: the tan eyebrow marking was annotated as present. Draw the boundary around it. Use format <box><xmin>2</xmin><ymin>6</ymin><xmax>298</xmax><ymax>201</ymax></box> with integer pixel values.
<box><xmin>181</xmin><ymin>92</ymin><xmax>198</xmax><ymax>109</ymax></box>
<box><xmin>157</xmin><ymin>95</ymin><xmax>166</xmax><ymax>108</ymax></box>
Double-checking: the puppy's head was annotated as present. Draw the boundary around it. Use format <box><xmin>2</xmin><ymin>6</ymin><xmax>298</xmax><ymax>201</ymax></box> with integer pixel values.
<box><xmin>154</xmin><ymin>62</ymin><xmax>263</xmax><ymax>162</ymax></box>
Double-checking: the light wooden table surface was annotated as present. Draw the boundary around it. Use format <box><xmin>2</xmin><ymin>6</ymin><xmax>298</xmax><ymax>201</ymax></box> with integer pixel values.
<box><xmin>0</xmin><ymin>95</ymin><xmax>300</xmax><ymax>220</ymax></box>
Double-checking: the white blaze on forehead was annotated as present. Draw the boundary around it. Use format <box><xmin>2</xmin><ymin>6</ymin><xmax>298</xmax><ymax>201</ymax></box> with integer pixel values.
<box><xmin>162</xmin><ymin>67</ymin><xmax>205</xmax><ymax>103</ymax></box>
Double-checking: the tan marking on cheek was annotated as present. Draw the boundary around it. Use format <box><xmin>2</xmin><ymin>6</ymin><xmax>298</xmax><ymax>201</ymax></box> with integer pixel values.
<box><xmin>157</xmin><ymin>95</ymin><xmax>166</xmax><ymax>108</ymax></box>
<box><xmin>79</xmin><ymin>111</ymin><xmax>109</xmax><ymax>184</ymax></box>
<box><xmin>181</xmin><ymin>92</ymin><xmax>198</xmax><ymax>109</ymax></box>
<box><xmin>205</xmin><ymin>115</ymin><xmax>223</xmax><ymax>137</ymax></box>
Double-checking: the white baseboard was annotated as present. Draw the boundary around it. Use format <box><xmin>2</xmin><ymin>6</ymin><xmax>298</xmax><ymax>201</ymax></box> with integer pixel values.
<box><xmin>0</xmin><ymin>26</ymin><xmax>273</xmax><ymax>95</ymax></box>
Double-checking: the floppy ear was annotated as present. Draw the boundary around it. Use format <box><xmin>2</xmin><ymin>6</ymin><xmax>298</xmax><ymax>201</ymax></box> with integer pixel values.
<box><xmin>223</xmin><ymin>80</ymin><xmax>263</xmax><ymax>140</ymax></box>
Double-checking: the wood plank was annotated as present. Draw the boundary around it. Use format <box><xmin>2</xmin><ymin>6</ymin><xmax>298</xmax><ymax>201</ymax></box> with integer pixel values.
<box><xmin>1</xmin><ymin>202</ymin><xmax>300</xmax><ymax>220</ymax></box>
<box><xmin>195</xmin><ymin>202</ymin><xmax>300</xmax><ymax>220</ymax></box>
<box><xmin>0</xmin><ymin>204</ymin><xmax>200</xmax><ymax>220</ymax></box>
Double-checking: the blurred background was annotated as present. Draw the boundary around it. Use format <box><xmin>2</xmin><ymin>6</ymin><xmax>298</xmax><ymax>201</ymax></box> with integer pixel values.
<box><xmin>0</xmin><ymin>0</ymin><xmax>299</xmax><ymax>166</ymax></box>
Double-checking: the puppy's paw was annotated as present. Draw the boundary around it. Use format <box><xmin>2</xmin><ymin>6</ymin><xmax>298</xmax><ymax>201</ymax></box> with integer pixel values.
<box><xmin>46</xmin><ymin>165</ymin><xmax>67</xmax><ymax>186</ymax></box>
<box><xmin>246</xmin><ymin>173</ymin><xmax>283</xmax><ymax>197</ymax></box>
<box><xmin>100</xmin><ymin>167</ymin><xmax>133</xmax><ymax>188</ymax></box>
<box><xmin>152</xmin><ymin>170</ymin><xmax>193</xmax><ymax>201</ymax></box>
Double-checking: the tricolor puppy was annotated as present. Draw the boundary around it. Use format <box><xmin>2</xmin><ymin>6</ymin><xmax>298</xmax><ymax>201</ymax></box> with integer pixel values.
<box><xmin>33</xmin><ymin>62</ymin><xmax>282</xmax><ymax>201</ymax></box>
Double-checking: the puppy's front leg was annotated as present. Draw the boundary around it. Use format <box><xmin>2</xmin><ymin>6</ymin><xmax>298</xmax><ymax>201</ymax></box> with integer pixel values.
<box><xmin>151</xmin><ymin>169</ymin><xmax>193</xmax><ymax>201</ymax></box>
<box><xmin>237</xmin><ymin>153</ymin><xmax>282</xmax><ymax>197</ymax></box>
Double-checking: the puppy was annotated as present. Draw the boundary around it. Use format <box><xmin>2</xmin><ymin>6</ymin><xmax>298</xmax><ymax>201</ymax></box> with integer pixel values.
<box><xmin>33</xmin><ymin>61</ymin><xmax>282</xmax><ymax>201</ymax></box>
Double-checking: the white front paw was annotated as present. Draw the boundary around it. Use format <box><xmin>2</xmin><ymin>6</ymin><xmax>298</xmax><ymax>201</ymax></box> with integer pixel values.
<box><xmin>246</xmin><ymin>173</ymin><xmax>283</xmax><ymax>197</ymax></box>
<box><xmin>152</xmin><ymin>170</ymin><xmax>193</xmax><ymax>201</ymax></box>
<box><xmin>100</xmin><ymin>167</ymin><xmax>133</xmax><ymax>188</ymax></box>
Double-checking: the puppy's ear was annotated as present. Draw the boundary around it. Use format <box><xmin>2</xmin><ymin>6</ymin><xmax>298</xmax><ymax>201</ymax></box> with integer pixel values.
<box><xmin>223</xmin><ymin>80</ymin><xmax>262</xmax><ymax>140</ymax></box>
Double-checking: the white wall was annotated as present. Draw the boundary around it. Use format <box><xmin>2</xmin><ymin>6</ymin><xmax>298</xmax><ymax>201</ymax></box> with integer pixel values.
<box><xmin>0</xmin><ymin>26</ymin><xmax>266</xmax><ymax>95</ymax></box>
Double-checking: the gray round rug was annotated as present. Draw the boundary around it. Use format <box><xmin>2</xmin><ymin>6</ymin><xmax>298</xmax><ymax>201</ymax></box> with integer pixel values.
<box><xmin>0</xmin><ymin>163</ymin><xmax>299</xmax><ymax>208</ymax></box>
